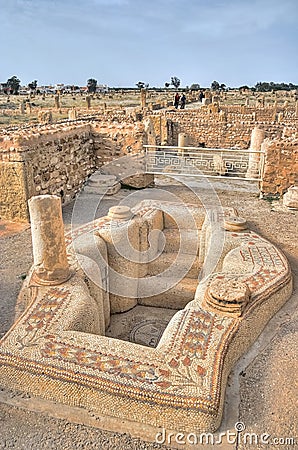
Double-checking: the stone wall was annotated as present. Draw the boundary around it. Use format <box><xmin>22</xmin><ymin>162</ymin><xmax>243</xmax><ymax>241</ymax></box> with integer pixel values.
<box><xmin>0</xmin><ymin>161</ymin><xmax>29</xmax><ymax>221</ymax></box>
<box><xmin>0</xmin><ymin>124</ymin><xmax>95</xmax><ymax>221</ymax></box>
<box><xmin>152</xmin><ymin>109</ymin><xmax>288</xmax><ymax>149</ymax></box>
<box><xmin>261</xmin><ymin>138</ymin><xmax>298</xmax><ymax>195</ymax></box>
<box><xmin>0</xmin><ymin>108</ymin><xmax>297</xmax><ymax>221</ymax></box>
<box><xmin>150</xmin><ymin>109</ymin><xmax>297</xmax><ymax>196</ymax></box>
<box><xmin>0</xmin><ymin>116</ymin><xmax>146</xmax><ymax>221</ymax></box>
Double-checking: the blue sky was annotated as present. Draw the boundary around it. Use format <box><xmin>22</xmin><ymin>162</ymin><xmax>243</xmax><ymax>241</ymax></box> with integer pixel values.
<box><xmin>1</xmin><ymin>0</ymin><xmax>297</xmax><ymax>87</ymax></box>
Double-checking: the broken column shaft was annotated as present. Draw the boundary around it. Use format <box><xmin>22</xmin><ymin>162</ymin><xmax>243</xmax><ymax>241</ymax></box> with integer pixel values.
<box><xmin>28</xmin><ymin>195</ymin><xmax>71</xmax><ymax>285</ymax></box>
<box><xmin>246</xmin><ymin>127</ymin><xmax>265</xmax><ymax>179</ymax></box>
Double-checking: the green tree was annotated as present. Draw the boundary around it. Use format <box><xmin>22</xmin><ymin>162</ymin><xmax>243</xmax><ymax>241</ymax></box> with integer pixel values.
<box><xmin>164</xmin><ymin>82</ymin><xmax>170</xmax><ymax>88</ymax></box>
<box><xmin>87</xmin><ymin>78</ymin><xmax>97</xmax><ymax>93</ymax></box>
<box><xmin>211</xmin><ymin>80</ymin><xmax>220</xmax><ymax>90</ymax></box>
<box><xmin>136</xmin><ymin>81</ymin><xmax>149</xmax><ymax>89</ymax></box>
<box><xmin>171</xmin><ymin>77</ymin><xmax>181</xmax><ymax>89</ymax></box>
<box><xmin>7</xmin><ymin>75</ymin><xmax>21</xmax><ymax>94</ymax></box>
<box><xmin>28</xmin><ymin>80</ymin><xmax>38</xmax><ymax>91</ymax></box>
<box><xmin>254</xmin><ymin>81</ymin><xmax>298</xmax><ymax>92</ymax></box>
<box><xmin>190</xmin><ymin>83</ymin><xmax>200</xmax><ymax>90</ymax></box>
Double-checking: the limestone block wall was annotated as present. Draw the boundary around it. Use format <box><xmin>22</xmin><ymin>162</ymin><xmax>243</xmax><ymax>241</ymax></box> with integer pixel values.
<box><xmin>0</xmin><ymin>116</ymin><xmax>147</xmax><ymax>221</ymax></box>
<box><xmin>92</xmin><ymin>120</ymin><xmax>145</xmax><ymax>165</ymax></box>
<box><xmin>261</xmin><ymin>138</ymin><xmax>298</xmax><ymax>195</ymax></box>
<box><xmin>154</xmin><ymin>109</ymin><xmax>284</xmax><ymax>149</ymax></box>
<box><xmin>151</xmin><ymin>109</ymin><xmax>297</xmax><ymax>196</ymax></box>
<box><xmin>1</xmin><ymin>109</ymin><xmax>297</xmax><ymax>221</ymax></box>
<box><xmin>0</xmin><ymin>161</ymin><xmax>29</xmax><ymax>221</ymax></box>
<box><xmin>26</xmin><ymin>125</ymin><xmax>96</xmax><ymax>202</ymax></box>
<box><xmin>0</xmin><ymin>124</ymin><xmax>96</xmax><ymax>221</ymax></box>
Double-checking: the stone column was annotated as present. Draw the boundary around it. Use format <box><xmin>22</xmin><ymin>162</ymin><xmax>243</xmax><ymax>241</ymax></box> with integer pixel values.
<box><xmin>28</xmin><ymin>195</ymin><xmax>71</xmax><ymax>285</ymax></box>
<box><xmin>68</xmin><ymin>107</ymin><xmax>77</xmax><ymax>120</ymax></box>
<box><xmin>86</xmin><ymin>95</ymin><xmax>91</xmax><ymax>109</ymax></box>
<box><xmin>54</xmin><ymin>94</ymin><xmax>60</xmax><ymax>109</ymax></box>
<box><xmin>246</xmin><ymin>127</ymin><xmax>265</xmax><ymax>179</ymax></box>
<box><xmin>178</xmin><ymin>132</ymin><xmax>187</xmax><ymax>155</ymax></box>
<box><xmin>140</xmin><ymin>89</ymin><xmax>147</xmax><ymax>108</ymax></box>
<box><xmin>20</xmin><ymin>101</ymin><xmax>26</xmax><ymax>114</ymax></box>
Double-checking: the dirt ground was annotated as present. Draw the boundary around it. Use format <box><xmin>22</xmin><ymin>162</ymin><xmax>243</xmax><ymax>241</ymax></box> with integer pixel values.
<box><xmin>0</xmin><ymin>178</ymin><xmax>297</xmax><ymax>449</ymax></box>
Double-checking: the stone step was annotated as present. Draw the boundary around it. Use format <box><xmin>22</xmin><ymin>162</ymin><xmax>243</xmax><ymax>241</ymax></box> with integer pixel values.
<box><xmin>161</xmin><ymin>228</ymin><xmax>201</xmax><ymax>255</ymax></box>
<box><xmin>82</xmin><ymin>183</ymin><xmax>121</xmax><ymax>195</ymax></box>
<box><xmin>138</xmin><ymin>276</ymin><xmax>197</xmax><ymax>309</ymax></box>
<box><xmin>147</xmin><ymin>252</ymin><xmax>201</xmax><ymax>279</ymax></box>
<box><xmin>88</xmin><ymin>174</ymin><xmax>117</xmax><ymax>187</ymax></box>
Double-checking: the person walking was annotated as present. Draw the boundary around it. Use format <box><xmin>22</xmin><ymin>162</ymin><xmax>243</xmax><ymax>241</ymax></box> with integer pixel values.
<box><xmin>174</xmin><ymin>92</ymin><xmax>180</xmax><ymax>109</ymax></box>
<box><xmin>199</xmin><ymin>90</ymin><xmax>205</xmax><ymax>102</ymax></box>
<box><xmin>180</xmin><ymin>93</ymin><xmax>186</xmax><ymax>109</ymax></box>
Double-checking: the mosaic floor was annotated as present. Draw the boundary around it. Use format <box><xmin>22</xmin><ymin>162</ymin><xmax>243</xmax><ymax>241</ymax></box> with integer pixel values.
<box><xmin>106</xmin><ymin>305</ymin><xmax>178</xmax><ymax>348</ymax></box>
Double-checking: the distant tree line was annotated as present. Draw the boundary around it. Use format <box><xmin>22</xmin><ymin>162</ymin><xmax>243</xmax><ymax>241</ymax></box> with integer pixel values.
<box><xmin>254</xmin><ymin>81</ymin><xmax>298</xmax><ymax>92</ymax></box>
<box><xmin>2</xmin><ymin>75</ymin><xmax>298</xmax><ymax>94</ymax></box>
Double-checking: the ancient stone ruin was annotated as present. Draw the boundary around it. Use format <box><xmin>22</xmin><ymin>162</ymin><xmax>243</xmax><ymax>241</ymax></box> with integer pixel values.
<box><xmin>0</xmin><ymin>195</ymin><xmax>292</xmax><ymax>432</ymax></box>
<box><xmin>0</xmin><ymin>97</ymin><xmax>297</xmax><ymax>436</ymax></box>
<box><xmin>0</xmin><ymin>104</ymin><xmax>297</xmax><ymax>222</ymax></box>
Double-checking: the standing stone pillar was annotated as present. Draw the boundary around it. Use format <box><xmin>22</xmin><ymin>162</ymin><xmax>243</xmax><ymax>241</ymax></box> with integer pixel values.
<box><xmin>68</xmin><ymin>107</ymin><xmax>77</xmax><ymax>120</ymax></box>
<box><xmin>178</xmin><ymin>133</ymin><xmax>188</xmax><ymax>149</ymax></box>
<box><xmin>140</xmin><ymin>89</ymin><xmax>147</xmax><ymax>108</ymax></box>
<box><xmin>178</xmin><ymin>132</ymin><xmax>188</xmax><ymax>156</ymax></box>
<box><xmin>160</xmin><ymin>117</ymin><xmax>168</xmax><ymax>144</ymax></box>
<box><xmin>54</xmin><ymin>94</ymin><xmax>60</xmax><ymax>109</ymax></box>
<box><xmin>28</xmin><ymin>195</ymin><xmax>71</xmax><ymax>285</ymax></box>
<box><xmin>246</xmin><ymin>127</ymin><xmax>265</xmax><ymax>179</ymax></box>
<box><xmin>20</xmin><ymin>101</ymin><xmax>26</xmax><ymax>114</ymax></box>
<box><xmin>86</xmin><ymin>95</ymin><xmax>91</xmax><ymax>109</ymax></box>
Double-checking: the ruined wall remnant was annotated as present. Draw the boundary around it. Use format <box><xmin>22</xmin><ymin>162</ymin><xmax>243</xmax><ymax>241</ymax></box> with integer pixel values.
<box><xmin>0</xmin><ymin>115</ymin><xmax>147</xmax><ymax>221</ymax></box>
<box><xmin>261</xmin><ymin>138</ymin><xmax>298</xmax><ymax>196</ymax></box>
<box><xmin>152</xmin><ymin>107</ymin><xmax>297</xmax><ymax>148</ymax></box>
<box><xmin>0</xmin><ymin>160</ymin><xmax>29</xmax><ymax>221</ymax></box>
<box><xmin>0</xmin><ymin>107</ymin><xmax>297</xmax><ymax>220</ymax></box>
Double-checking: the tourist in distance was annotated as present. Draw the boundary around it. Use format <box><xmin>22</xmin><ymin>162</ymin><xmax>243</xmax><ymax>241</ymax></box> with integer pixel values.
<box><xmin>180</xmin><ymin>93</ymin><xmax>186</xmax><ymax>109</ymax></box>
<box><xmin>199</xmin><ymin>90</ymin><xmax>205</xmax><ymax>102</ymax></box>
<box><xmin>174</xmin><ymin>92</ymin><xmax>180</xmax><ymax>109</ymax></box>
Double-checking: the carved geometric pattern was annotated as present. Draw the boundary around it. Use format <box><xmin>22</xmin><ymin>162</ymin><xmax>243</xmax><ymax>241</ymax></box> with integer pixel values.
<box><xmin>145</xmin><ymin>149</ymin><xmax>262</xmax><ymax>179</ymax></box>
